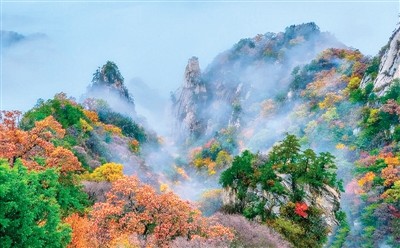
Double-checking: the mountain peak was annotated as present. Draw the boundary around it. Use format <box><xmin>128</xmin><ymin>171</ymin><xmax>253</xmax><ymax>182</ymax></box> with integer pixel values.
<box><xmin>89</xmin><ymin>61</ymin><xmax>133</xmax><ymax>104</ymax></box>
<box><xmin>184</xmin><ymin>56</ymin><xmax>202</xmax><ymax>88</ymax></box>
<box><xmin>373</xmin><ymin>25</ymin><xmax>400</xmax><ymax>95</ymax></box>
<box><xmin>284</xmin><ymin>22</ymin><xmax>320</xmax><ymax>40</ymax></box>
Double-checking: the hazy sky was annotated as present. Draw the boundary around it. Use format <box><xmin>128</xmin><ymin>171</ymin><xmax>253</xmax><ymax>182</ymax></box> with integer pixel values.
<box><xmin>1</xmin><ymin>1</ymin><xmax>399</xmax><ymax>112</ymax></box>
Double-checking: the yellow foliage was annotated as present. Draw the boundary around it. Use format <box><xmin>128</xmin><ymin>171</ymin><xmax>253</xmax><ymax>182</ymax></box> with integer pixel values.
<box><xmin>344</xmin><ymin>52</ymin><xmax>363</xmax><ymax>61</ymax></box>
<box><xmin>358</xmin><ymin>172</ymin><xmax>375</xmax><ymax>187</ymax></box>
<box><xmin>203</xmin><ymin>157</ymin><xmax>217</xmax><ymax>175</ymax></box>
<box><xmin>347</xmin><ymin>77</ymin><xmax>361</xmax><ymax>90</ymax></box>
<box><xmin>82</xmin><ymin>162</ymin><xmax>124</xmax><ymax>182</ymax></box>
<box><xmin>201</xmin><ymin>189</ymin><xmax>222</xmax><ymax>199</ymax></box>
<box><xmin>160</xmin><ymin>183</ymin><xmax>169</xmax><ymax>192</ymax></box>
<box><xmin>193</xmin><ymin>158</ymin><xmax>204</xmax><ymax>168</ymax></box>
<box><xmin>216</xmin><ymin>150</ymin><xmax>232</xmax><ymax>168</ymax></box>
<box><xmin>175</xmin><ymin>166</ymin><xmax>189</xmax><ymax>180</ymax></box>
<box><xmin>101</xmin><ymin>124</ymin><xmax>122</xmax><ymax>135</ymax></box>
<box><xmin>318</xmin><ymin>93</ymin><xmax>343</xmax><ymax>109</ymax></box>
<box><xmin>79</xmin><ymin>118</ymin><xmax>93</xmax><ymax>132</ymax></box>
<box><xmin>367</xmin><ymin>109</ymin><xmax>379</xmax><ymax>124</ymax></box>
<box><xmin>322</xmin><ymin>107</ymin><xmax>339</xmax><ymax>122</ymax></box>
<box><xmin>193</xmin><ymin>157</ymin><xmax>217</xmax><ymax>175</ymax></box>
<box><xmin>335</xmin><ymin>143</ymin><xmax>346</xmax><ymax>150</ymax></box>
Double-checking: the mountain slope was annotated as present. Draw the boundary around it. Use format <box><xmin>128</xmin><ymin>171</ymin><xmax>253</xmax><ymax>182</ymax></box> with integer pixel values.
<box><xmin>373</xmin><ymin>25</ymin><xmax>400</xmax><ymax>95</ymax></box>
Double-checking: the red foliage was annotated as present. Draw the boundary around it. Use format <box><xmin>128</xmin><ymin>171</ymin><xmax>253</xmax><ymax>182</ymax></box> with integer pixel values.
<box><xmin>294</xmin><ymin>202</ymin><xmax>308</xmax><ymax>218</ymax></box>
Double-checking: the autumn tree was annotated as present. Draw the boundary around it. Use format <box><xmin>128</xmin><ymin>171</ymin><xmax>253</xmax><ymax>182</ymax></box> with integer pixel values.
<box><xmin>0</xmin><ymin>111</ymin><xmax>83</xmax><ymax>174</ymax></box>
<box><xmin>381</xmin><ymin>165</ymin><xmax>399</xmax><ymax>187</ymax></box>
<box><xmin>81</xmin><ymin>162</ymin><xmax>123</xmax><ymax>182</ymax></box>
<box><xmin>89</xmin><ymin>175</ymin><xmax>233</xmax><ymax>247</ymax></box>
<box><xmin>64</xmin><ymin>214</ymin><xmax>93</xmax><ymax>248</ymax></box>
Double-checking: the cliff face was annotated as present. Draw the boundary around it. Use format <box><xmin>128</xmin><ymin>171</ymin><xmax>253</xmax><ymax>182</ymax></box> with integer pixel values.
<box><xmin>374</xmin><ymin>26</ymin><xmax>400</xmax><ymax>95</ymax></box>
<box><xmin>222</xmin><ymin>175</ymin><xmax>340</xmax><ymax>229</ymax></box>
<box><xmin>172</xmin><ymin>23</ymin><xmax>344</xmax><ymax>143</ymax></box>
<box><xmin>172</xmin><ymin>57</ymin><xmax>208</xmax><ymax>142</ymax></box>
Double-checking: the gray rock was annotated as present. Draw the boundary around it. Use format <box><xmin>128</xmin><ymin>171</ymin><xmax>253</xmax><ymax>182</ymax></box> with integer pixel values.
<box><xmin>172</xmin><ymin>57</ymin><xmax>208</xmax><ymax>142</ymax></box>
<box><xmin>222</xmin><ymin>173</ymin><xmax>340</xmax><ymax>230</ymax></box>
<box><xmin>374</xmin><ymin>25</ymin><xmax>400</xmax><ymax>96</ymax></box>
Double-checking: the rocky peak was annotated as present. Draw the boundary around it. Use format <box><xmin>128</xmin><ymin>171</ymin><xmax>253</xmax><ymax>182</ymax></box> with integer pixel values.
<box><xmin>172</xmin><ymin>57</ymin><xmax>208</xmax><ymax>142</ymax></box>
<box><xmin>184</xmin><ymin>57</ymin><xmax>202</xmax><ymax>88</ymax></box>
<box><xmin>373</xmin><ymin>25</ymin><xmax>400</xmax><ymax>95</ymax></box>
<box><xmin>89</xmin><ymin>61</ymin><xmax>134</xmax><ymax>104</ymax></box>
<box><xmin>85</xmin><ymin>61</ymin><xmax>136</xmax><ymax>117</ymax></box>
<box><xmin>284</xmin><ymin>22</ymin><xmax>320</xmax><ymax>40</ymax></box>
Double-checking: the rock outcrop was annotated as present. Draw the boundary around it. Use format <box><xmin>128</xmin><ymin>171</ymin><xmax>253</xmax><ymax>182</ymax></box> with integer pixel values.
<box><xmin>172</xmin><ymin>57</ymin><xmax>208</xmax><ymax>142</ymax></box>
<box><xmin>222</xmin><ymin>174</ymin><xmax>341</xmax><ymax>229</ymax></box>
<box><xmin>171</xmin><ymin>23</ymin><xmax>344</xmax><ymax>144</ymax></box>
<box><xmin>374</xmin><ymin>25</ymin><xmax>400</xmax><ymax>96</ymax></box>
<box><xmin>86</xmin><ymin>61</ymin><xmax>136</xmax><ymax>116</ymax></box>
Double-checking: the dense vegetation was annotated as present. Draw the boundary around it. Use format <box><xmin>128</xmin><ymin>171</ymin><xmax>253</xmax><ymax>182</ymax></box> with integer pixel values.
<box><xmin>219</xmin><ymin>134</ymin><xmax>342</xmax><ymax>248</ymax></box>
<box><xmin>1</xmin><ymin>23</ymin><xmax>400</xmax><ymax>248</ymax></box>
<box><xmin>0</xmin><ymin>99</ymin><xmax>234</xmax><ymax>247</ymax></box>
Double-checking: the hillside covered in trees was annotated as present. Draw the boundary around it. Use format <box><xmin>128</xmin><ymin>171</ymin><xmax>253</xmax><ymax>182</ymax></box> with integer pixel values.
<box><xmin>1</xmin><ymin>22</ymin><xmax>399</xmax><ymax>248</ymax></box>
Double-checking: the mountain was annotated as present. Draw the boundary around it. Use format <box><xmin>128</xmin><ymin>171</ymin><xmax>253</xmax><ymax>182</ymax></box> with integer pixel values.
<box><xmin>1</xmin><ymin>22</ymin><xmax>400</xmax><ymax>248</ymax></box>
<box><xmin>85</xmin><ymin>61</ymin><xmax>137</xmax><ymax>117</ymax></box>
<box><xmin>171</xmin><ymin>22</ymin><xmax>400</xmax><ymax>248</ymax></box>
<box><xmin>172</xmin><ymin>22</ymin><xmax>344</xmax><ymax>144</ymax></box>
<box><xmin>373</xmin><ymin>25</ymin><xmax>400</xmax><ymax>95</ymax></box>
<box><xmin>172</xmin><ymin>56</ymin><xmax>208</xmax><ymax>141</ymax></box>
<box><xmin>1</xmin><ymin>30</ymin><xmax>47</xmax><ymax>48</ymax></box>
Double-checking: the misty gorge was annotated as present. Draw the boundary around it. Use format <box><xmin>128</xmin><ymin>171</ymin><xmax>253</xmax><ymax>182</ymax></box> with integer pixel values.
<box><xmin>1</xmin><ymin>6</ymin><xmax>400</xmax><ymax>248</ymax></box>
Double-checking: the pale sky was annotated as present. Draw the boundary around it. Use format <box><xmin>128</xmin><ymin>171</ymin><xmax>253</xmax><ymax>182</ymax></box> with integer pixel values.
<box><xmin>1</xmin><ymin>1</ymin><xmax>399</xmax><ymax>112</ymax></box>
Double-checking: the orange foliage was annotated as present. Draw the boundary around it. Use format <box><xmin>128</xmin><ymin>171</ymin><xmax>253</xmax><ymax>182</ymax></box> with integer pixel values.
<box><xmin>83</xmin><ymin>110</ymin><xmax>99</xmax><ymax>123</ymax></box>
<box><xmin>45</xmin><ymin>147</ymin><xmax>83</xmax><ymax>174</ymax></box>
<box><xmin>0</xmin><ymin>112</ymin><xmax>82</xmax><ymax>173</ymax></box>
<box><xmin>302</xmin><ymin>69</ymin><xmax>340</xmax><ymax>98</ymax></box>
<box><xmin>358</xmin><ymin>172</ymin><xmax>375</xmax><ymax>188</ymax></box>
<box><xmin>381</xmin><ymin>165</ymin><xmax>399</xmax><ymax>187</ymax></box>
<box><xmin>379</xmin><ymin>152</ymin><xmax>400</xmax><ymax>167</ymax></box>
<box><xmin>89</xmin><ymin>176</ymin><xmax>233</xmax><ymax>247</ymax></box>
<box><xmin>129</xmin><ymin>139</ymin><xmax>140</xmax><ymax>153</ymax></box>
<box><xmin>0</xmin><ymin>111</ymin><xmax>82</xmax><ymax>173</ymax></box>
<box><xmin>319</xmin><ymin>48</ymin><xmax>363</xmax><ymax>62</ymax></box>
<box><xmin>64</xmin><ymin>214</ymin><xmax>93</xmax><ymax>248</ymax></box>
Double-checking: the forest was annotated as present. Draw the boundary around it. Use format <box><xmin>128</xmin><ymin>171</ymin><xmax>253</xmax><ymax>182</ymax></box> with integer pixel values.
<box><xmin>1</xmin><ymin>22</ymin><xmax>399</xmax><ymax>248</ymax></box>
